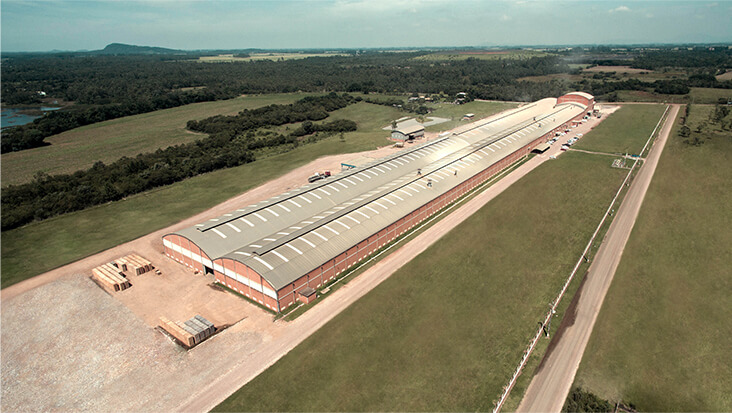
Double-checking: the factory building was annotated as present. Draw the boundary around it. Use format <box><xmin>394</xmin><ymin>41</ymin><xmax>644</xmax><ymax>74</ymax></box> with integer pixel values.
<box><xmin>163</xmin><ymin>94</ymin><xmax>592</xmax><ymax>312</ymax></box>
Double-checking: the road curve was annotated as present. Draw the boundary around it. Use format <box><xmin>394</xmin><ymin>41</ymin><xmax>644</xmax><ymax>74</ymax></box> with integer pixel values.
<box><xmin>517</xmin><ymin>104</ymin><xmax>680</xmax><ymax>412</ymax></box>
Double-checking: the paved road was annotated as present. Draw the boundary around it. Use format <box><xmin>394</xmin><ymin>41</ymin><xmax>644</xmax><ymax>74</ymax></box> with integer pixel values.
<box><xmin>176</xmin><ymin>134</ymin><xmax>580</xmax><ymax>412</ymax></box>
<box><xmin>517</xmin><ymin>105</ymin><xmax>679</xmax><ymax>413</ymax></box>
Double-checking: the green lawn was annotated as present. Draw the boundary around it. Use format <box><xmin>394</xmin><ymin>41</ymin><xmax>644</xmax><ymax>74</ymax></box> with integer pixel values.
<box><xmin>214</xmin><ymin>152</ymin><xmax>627</xmax><ymax>412</ymax></box>
<box><xmin>414</xmin><ymin>50</ymin><xmax>551</xmax><ymax>61</ymax></box>
<box><xmin>614</xmin><ymin>88</ymin><xmax>731</xmax><ymax>105</ymax></box>
<box><xmin>1</xmin><ymin>93</ymin><xmax>315</xmax><ymax>187</ymax></box>
<box><xmin>573</xmin><ymin>105</ymin><xmax>732</xmax><ymax>411</ymax></box>
<box><xmin>573</xmin><ymin>104</ymin><xmax>667</xmax><ymax>155</ymax></box>
<box><xmin>424</xmin><ymin>101</ymin><xmax>519</xmax><ymax>132</ymax></box>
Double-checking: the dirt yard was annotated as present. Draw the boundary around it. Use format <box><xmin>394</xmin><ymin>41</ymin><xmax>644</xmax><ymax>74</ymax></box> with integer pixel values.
<box><xmin>583</xmin><ymin>65</ymin><xmax>652</xmax><ymax>73</ymax></box>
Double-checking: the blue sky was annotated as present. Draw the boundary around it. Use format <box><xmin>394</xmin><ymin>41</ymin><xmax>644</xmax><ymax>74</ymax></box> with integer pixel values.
<box><xmin>1</xmin><ymin>0</ymin><xmax>730</xmax><ymax>52</ymax></box>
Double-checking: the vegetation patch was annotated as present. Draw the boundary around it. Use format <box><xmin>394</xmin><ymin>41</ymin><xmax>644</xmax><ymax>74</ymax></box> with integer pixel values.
<box><xmin>573</xmin><ymin>104</ymin><xmax>732</xmax><ymax>411</ymax></box>
<box><xmin>572</xmin><ymin>104</ymin><xmax>666</xmax><ymax>155</ymax></box>
<box><xmin>1</xmin><ymin>93</ymin><xmax>315</xmax><ymax>187</ymax></box>
<box><xmin>213</xmin><ymin>152</ymin><xmax>626</xmax><ymax>412</ymax></box>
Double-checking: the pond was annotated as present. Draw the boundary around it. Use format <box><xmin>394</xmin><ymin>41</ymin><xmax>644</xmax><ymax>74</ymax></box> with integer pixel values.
<box><xmin>1</xmin><ymin>107</ymin><xmax>61</xmax><ymax>129</ymax></box>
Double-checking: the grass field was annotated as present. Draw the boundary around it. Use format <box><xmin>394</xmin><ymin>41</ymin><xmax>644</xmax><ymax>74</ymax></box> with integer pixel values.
<box><xmin>422</xmin><ymin>101</ymin><xmax>519</xmax><ymax>132</ymax></box>
<box><xmin>197</xmin><ymin>53</ymin><xmax>346</xmax><ymax>62</ymax></box>
<box><xmin>414</xmin><ymin>49</ymin><xmax>551</xmax><ymax>61</ymax></box>
<box><xmin>213</xmin><ymin>151</ymin><xmax>627</xmax><ymax>412</ymax></box>
<box><xmin>573</xmin><ymin>106</ymin><xmax>732</xmax><ymax>411</ymax></box>
<box><xmin>573</xmin><ymin>104</ymin><xmax>666</xmax><ymax>155</ymax></box>
<box><xmin>0</xmin><ymin>98</ymin><xmax>518</xmax><ymax>287</ymax></box>
<box><xmin>1</xmin><ymin>93</ymin><xmax>315</xmax><ymax>187</ymax></box>
<box><xmin>615</xmin><ymin>87</ymin><xmax>731</xmax><ymax>104</ymax></box>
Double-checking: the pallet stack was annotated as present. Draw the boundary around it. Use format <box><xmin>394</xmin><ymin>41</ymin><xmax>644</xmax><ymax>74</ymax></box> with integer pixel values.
<box><xmin>91</xmin><ymin>263</ymin><xmax>131</xmax><ymax>293</ymax></box>
<box><xmin>159</xmin><ymin>315</ymin><xmax>216</xmax><ymax>348</ymax></box>
<box><xmin>115</xmin><ymin>254</ymin><xmax>153</xmax><ymax>275</ymax></box>
<box><xmin>159</xmin><ymin>317</ymin><xmax>195</xmax><ymax>348</ymax></box>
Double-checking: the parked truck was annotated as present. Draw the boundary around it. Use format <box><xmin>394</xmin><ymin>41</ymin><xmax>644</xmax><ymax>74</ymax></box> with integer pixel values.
<box><xmin>308</xmin><ymin>171</ymin><xmax>331</xmax><ymax>183</ymax></box>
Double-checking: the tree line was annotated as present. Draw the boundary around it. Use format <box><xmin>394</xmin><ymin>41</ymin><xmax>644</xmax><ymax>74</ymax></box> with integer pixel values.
<box><xmin>1</xmin><ymin>93</ymin><xmax>356</xmax><ymax>230</ymax></box>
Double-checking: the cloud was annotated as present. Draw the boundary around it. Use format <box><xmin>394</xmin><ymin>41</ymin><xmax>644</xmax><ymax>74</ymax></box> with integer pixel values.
<box><xmin>609</xmin><ymin>5</ymin><xmax>630</xmax><ymax>13</ymax></box>
<box><xmin>500</xmin><ymin>14</ymin><xmax>511</xmax><ymax>21</ymax></box>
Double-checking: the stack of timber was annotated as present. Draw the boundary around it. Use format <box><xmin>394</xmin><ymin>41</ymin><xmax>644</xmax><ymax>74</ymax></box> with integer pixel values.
<box><xmin>115</xmin><ymin>254</ymin><xmax>153</xmax><ymax>275</ymax></box>
<box><xmin>91</xmin><ymin>263</ymin><xmax>131</xmax><ymax>293</ymax></box>
<box><xmin>158</xmin><ymin>315</ymin><xmax>216</xmax><ymax>348</ymax></box>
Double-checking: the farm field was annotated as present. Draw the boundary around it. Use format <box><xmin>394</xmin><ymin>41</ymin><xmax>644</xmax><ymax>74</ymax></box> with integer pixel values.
<box><xmin>573</xmin><ymin>105</ymin><xmax>732</xmax><ymax>411</ymax></box>
<box><xmin>716</xmin><ymin>70</ymin><xmax>732</xmax><ymax>81</ymax></box>
<box><xmin>1</xmin><ymin>93</ymin><xmax>315</xmax><ymax>186</ymax></box>
<box><xmin>615</xmin><ymin>88</ymin><xmax>731</xmax><ymax>104</ymax></box>
<box><xmin>0</xmin><ymin>98</ymin><xmax>513</xmax><ymax>287</ymax></box>
<box><xmin>197</xmin><ymin>53</ymin><xmax>346</xmax><ymax>62</ymax></box>
<box><xmin>573</xmin><ymin>104</ymin><xmax>666</xmax><ymax>155</ymax></box>
<box><xmin>214</xmin><ymin>151</ymin><xmax>627</xmax><ymax>412</ymax></box>
<box><xmin>423</xmin><ymin>101</ymin><xmax>518</xmax><ymax>132</ymax></box>
<box><xmin>414</xmin><ymin>49</ymin><xmax>551</xmax><ymax>61</ymax></box>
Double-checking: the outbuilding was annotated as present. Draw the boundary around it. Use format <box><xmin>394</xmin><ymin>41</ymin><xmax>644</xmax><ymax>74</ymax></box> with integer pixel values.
<box><xmin>391</xmin><ymin>121</ymin><xmax>425</xmax><ymax>141</ymax></box>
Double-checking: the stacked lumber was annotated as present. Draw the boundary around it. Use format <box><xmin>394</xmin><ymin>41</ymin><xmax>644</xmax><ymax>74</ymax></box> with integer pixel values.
<box><xmin>159</xmin><ymin>317</ymin><xmax>195</xmax><ymax>348</ymax></box>
<box><xmin>159</xmin><ymin>315</ymin><xmax>216</xmax><ymax>348</ymax></box>
<box><xmin>116</xmin><ymin>254</ymin><xmax>153</xmax><ymax>275</ymax></box>
<box><xmin>91</xmin><ymin>263</ymin><xmax>130</xmax><ymax>293</ymax></box>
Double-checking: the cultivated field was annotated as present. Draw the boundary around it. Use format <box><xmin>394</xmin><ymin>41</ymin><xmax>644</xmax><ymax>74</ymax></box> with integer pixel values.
<box><xmin>583</xmin><ymin>65</ymin><xmax>650</xmax><ymax>74</ymax></box>
<box><xmin>423</xmin><ymin>101</ymin><xmax>518</xmax><ymax>131</ymax></box>
<box><xmin>1</xmin><ymin>93</ymin><xmax>314</xmax><ymax>186</ymax></box>
<box><xmin>716</xmin><ymin>70</ymin><xmax>732</xmax><ymax>81</ymax></box>
<box><xmin>214</xmin><ymin>151</ymin><xmax>627</xmax><ymax>412</ymax></box>
<box><xmin>615</xmin><ymin>87</ymin><xmax>731</xmax><ymax>104</ymax></box>
<box><xmin>573</xmin><ymin>105</ymin><xmax>732</xmax><ymax>411</ymax></box>
<box><xmin>0</xmin><ymin>100</ymin><xmax>512</xmax><ymax>287</ymax></box>
<box><xmin>197</xmin><ymin>53</ymin><xmax>346</xmax><ymax>62</ymax></box>
<box><xmin>414</xmin><ymin>49</ymin><xmax>550</xmax><ymax>61</ymax></box>
<box><xmin>573</xmin><ymin>104</ymin><xmax>666</xmax><ymax>155</ymax></box>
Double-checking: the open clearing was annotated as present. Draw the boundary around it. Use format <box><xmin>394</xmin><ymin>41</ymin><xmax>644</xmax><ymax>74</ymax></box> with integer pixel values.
<box><xmin>583</xmin><ymin>65</ymin><xmax>651</xmax><ymax>74</ymax></box>
<box><xmin>573</xmin><ymin>105</ymin><xmax>732</xmax><ymax>411</ymax></box>
<box><xmin>197</xmin><ymin>53</ymin><xmax>346</xmax><ymax>62</ymax></box>
<box><xmin>0</xmin><ymin>93</ymin><xmax>314</xmax><ymax>186</ymax></box>
<box><xmin>716</xmin><ymin>70</ymin><xmax>732</xmax><ymax>81</ymax></box>
<box><xmin>573</xmin><ymin>104</ymin><xmax>666</xmax><ymax>155</ymax></box>
<box><xmin>1</xmin><ymin>99</ymin><xmax>511</xmax><ymax>288</ymax></box>
<box><xmin>414</xmin><ymin>49</ymin><xmax>550</xmax><ymax>61</ymax></box>
<box><xmin>214</xmin><ymin>150</ymin><xmax>627</xmax><ymax>412</ymax></box>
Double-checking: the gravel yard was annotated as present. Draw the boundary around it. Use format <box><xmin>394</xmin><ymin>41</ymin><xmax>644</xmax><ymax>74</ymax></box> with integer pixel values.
<box><xmin>1</xmin><ymin>275</ymin><xmax>270</xmax><ymax>411</ymax></box>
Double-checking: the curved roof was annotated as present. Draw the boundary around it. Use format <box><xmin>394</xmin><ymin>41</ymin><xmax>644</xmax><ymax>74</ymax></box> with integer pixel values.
<box><xmin>168</xmin><ymin>96</ymin><xmax>587</xmax><ymax>290</ymax></box>
<box><xmin>562</xmin><ymin>91</ymin><xmax>594</xmax><ymax>100</ymax></box>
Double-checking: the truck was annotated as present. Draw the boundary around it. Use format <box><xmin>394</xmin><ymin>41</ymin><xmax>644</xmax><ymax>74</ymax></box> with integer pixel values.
<box><xmin>308</xmin><ymin>171</ymin><xmax>331</xmax><ymax>183</ymax></box>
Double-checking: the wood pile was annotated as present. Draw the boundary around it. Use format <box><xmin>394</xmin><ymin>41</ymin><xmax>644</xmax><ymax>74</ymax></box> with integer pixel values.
<box><xmin>115</xmin><ymin>254</ymin><xmax>152</xmax><ymax>275</ymax></box>
<box><xmin>91</xmin><ymin>263</ymin><xmax>130</xmax><ymax>293</ymax></box>
<box><xmin>158</xmin><ymin>315</ymin><xmax>216</xmax><ymax>348</ymax></box>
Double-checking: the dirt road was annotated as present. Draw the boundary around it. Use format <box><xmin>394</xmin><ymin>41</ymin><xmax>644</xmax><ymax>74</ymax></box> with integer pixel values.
<box><xmin>516</xmin><ymin>105</ymin><xmax>679</xmax><ymax>413</ymax></box>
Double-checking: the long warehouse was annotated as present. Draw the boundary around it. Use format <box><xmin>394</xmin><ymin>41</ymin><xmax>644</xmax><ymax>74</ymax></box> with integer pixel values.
<box><xmin>163</xmin><ymin>93</ymin><xmax>594</xmax><ymax>312</ymax></box>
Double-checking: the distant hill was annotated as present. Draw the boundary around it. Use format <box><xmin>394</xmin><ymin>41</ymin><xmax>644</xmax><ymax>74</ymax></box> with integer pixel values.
<box><xmin>98</xmin><ymin>43</ymin><xmax>184</xmax><ymax>55</ymax></box>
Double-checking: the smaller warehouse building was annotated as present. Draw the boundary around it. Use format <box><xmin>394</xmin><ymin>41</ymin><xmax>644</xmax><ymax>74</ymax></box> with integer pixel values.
<box><xmin>391</xmin><ymin>121</ymin><xmax>425</xmax><ymax>141</ymax></box>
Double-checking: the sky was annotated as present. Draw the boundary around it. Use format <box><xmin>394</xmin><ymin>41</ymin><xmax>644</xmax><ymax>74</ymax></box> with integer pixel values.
<box><xmin>1</xmin><ymin>0</ymin><xmax>731</xmax><ymax>52</ymax></box>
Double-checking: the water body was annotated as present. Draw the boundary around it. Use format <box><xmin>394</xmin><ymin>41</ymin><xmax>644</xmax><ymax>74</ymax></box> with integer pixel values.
<box><xmin>1</xmin><ymin>107</ymin><xmax>61</xmax><ymax>129</ymax></box>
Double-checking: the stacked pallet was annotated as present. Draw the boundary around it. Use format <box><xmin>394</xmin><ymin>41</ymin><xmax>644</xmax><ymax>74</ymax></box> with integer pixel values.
<box><xmin>115</xmin><ymin>254</ymin><xmax>153</xmax><ymax>275</ymax></box>
<box><xmin>91</xmin><ymin>263</ymin><xmax>131</xmax><ymax>293</ymax></box>
<box><xmin>159</xmin><ymin>317</ymin><xmax>195</xmax><ymax>348</ymax></box>
<box><xmin>159</xmin><ymin>315</ymin><xmax>216</xmax><ymax>348</ymax></box>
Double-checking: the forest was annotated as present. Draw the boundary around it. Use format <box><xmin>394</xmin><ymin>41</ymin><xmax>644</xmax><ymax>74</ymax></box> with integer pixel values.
<box><xmin>4</xmin><ymin>48</ymin><xmax>731</xmax><ymax>153</ymax></box>
<box><xmin>1</xmin><ymin>93</ymin><xmax>356</xmax><ymax>230</ymax></box>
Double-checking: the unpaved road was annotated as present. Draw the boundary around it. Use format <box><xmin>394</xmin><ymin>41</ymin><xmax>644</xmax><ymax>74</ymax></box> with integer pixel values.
<box><xmin>517</xmin><ymin>105</ymin><xmax>679</xmax><ymax>413</ymax></box>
